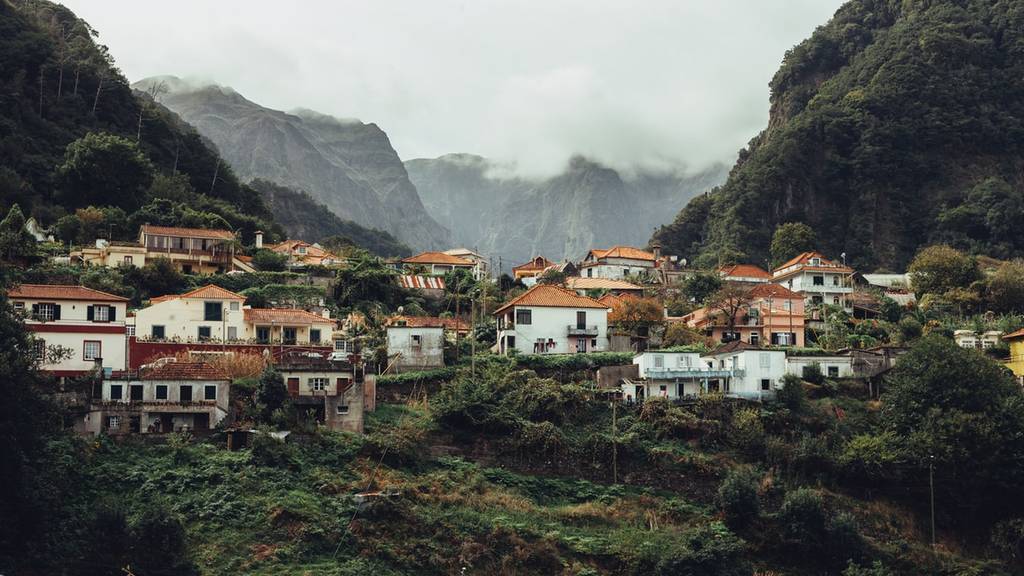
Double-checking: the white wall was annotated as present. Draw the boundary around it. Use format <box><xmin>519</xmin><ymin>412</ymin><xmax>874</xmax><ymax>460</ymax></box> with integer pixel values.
<box><xmin>134</xmin><ymin>297</ymin><xmax>246</xmax><ymax>342</ymax></box>
<box><xmin>785</xmin><ymin>356</ymin><xmax>854</xmax><ymax>379</ymax></box>
<box><xmin>634</xmin><ymin>352</ymin><xmax>703</xmax><ymax>378</ymax></box>
<box><xmin>13</xmin><ymin>297</ymin><xmax>129</xmax><ymax>374</ymax></box>
<box><xmin>387</xmin><ymin>326</ymin><xmax>445</xmax><ymax>370</ymax></box>
<box><xmin>705</xmin><ymin>350</ymin><xmax>786</xmax><ymax>398</ymax></box>
<box><xmin>498</xmin><ymin>306</ymin><xmax>608</xmax><ymax>355</ymax></box>
<box><xmin>582</xmin><ymin>260</ymin><xmax>653</xmax><ymax>280</ymax></box>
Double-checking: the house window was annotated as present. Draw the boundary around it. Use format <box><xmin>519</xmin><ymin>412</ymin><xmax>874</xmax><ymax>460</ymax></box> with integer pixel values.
<box><xmin>110</xmin><ymin>384</ymin><xmax>123</xmax><ymax>400</ymax></box>
<box><xmin>126</xmin><ymin>325</ymin><xmax>136</xmax><ymax>337</ymax></box>
<box><xmin>623</xmin><ymin>268</ymin><xmax>630</xmax><ymax>276</ymax></box>
<box><xmin>204</xmin><ymin>385</ymin><xmax>217</xmax><ymax>400</ymax></box>
<box><xmin>151</xmin><ymin>325</ymin><xmax>165</xmax><ymax>340</ymax></box>
<box><xmin>310</xmin><ymin>378</ymin><xmax>328</xmax><ymax>391</ymax></box>
<box><xmin>505</xmin><ymin>335</ymin><xmax>516</xmax><ymax>350</ymax></box>
<box><xmin>256</xmin><ymin>327</ymin><xmax>270</xmax><ymax>343</ymax></box>
<box><xmin>783</xmin><ymin>300</ymin><xmax>791</xmax><ymax>311</ymax></box>
<box><xmin>130</xmin><ymin>385</ymin><xmax>143</xmax><ymax>401</ymax></box>
<box><xmin>227</xmin><ymin>326</ymin><xmax>238</xmax><ymax>340</ymax></box>
<box><xmin>591</xmin><ymin>339</ymin><xmax>597</xmax><ymax>348</ymax></box>
<box><xmin>35</xmin><ymin>303</ymin><xmax>56</xmax><ymax>321</ymax></box>
<box><xmin>336</xmin><ymin>403</ymin><xmax>349</xmax><ymax>415</ymax></box>
<box><xmin>123</xmin><ymin>255</ymin><xmax>133</xmax><ymax>265</ymax></box>
<box><xmin>677</xmin><ymin>355</ymin><xmax>691</xmax><ymax>367</ymax></box>
<box><xmin>13</xmin><ymin>301</ymin><xmax>25</xmax><ymax>315</ymax></box>
<box><xmin>411</xmin><ymin>334</ymin><xmax>422</xmax><ymax>349</ymax></box>
<box><xmin>749</xmin><ymin>333</ymin><xmax>760</xmax><ymax>346</ymax></box>
<box><xmin>813</xmin><ymin>276</ymin><xmax>824</xmax><ymax>286</ymax></box>
<box><xmin>587</xmin><ymin>268</ymin><xmax>593</xmax><ymax>278</ymax></box>
<box><xmin>180</xmin><ymin>385</ymin><xmax>192</xmax><ymax>402</ymax></box>
<box><xmin>230</xmin><ymin>301</ymin><xmax>240</xmax><ymax>311</ymax></box>
<box><xmin>828</xmin><ymin>366</ymin><xmax>840</xmax><ymax>378</ymax></box>
<box><xmin>198</xmin><ymin>326</ymin><xmax>212</xmax><ymax>341</ymax></box>
<box><xmin>759</xmin><ymin>353</ymin><xmax>770</xmax><ymax>368</ymax></box>
<box><xmin>576</xmin><ymin>311</ymin><xmax>587</xmax><ymax>329</ymax></box>
<box><xmin>335</xmin><ymin>339</ymin><xmax>350</xmax><ymax>353</ymax></box>
<box><xmin>833</xmin><ymin>276</ymin><xmax>840</xmax><ymax>286</ymax></box>
<box><xmin>33</xmin><ymin>339</ymin><xmax>46</xmax><ymax>362</ymax></box>
<box><xmin>93</xmin><ymin>305</ymin><xmax>110</xmax><ymax>322</ymax></box>
<box><xmin>83</xmin><ymin>340</ymin><xmax>101</xmax><ymax>361</ymax></box>
<box><xmin>155</xmin><ymin>385</ymin><xmax>168</xmax><ymax>400</ymax></box>
<box><xmin>812</xmin><ymin>295</ymin><xmax>823</xmax><ymax>304</ymax></box>
<box><xmin>833</xmin><ymin>296</ymin><xmax>840</xmax><ymax>305</ymax></box>
<box><xmin>810</xmin><ymin>258</ymin><xmax>821</xmax><ymax>266</ymax></box>
<box><xmin>310</xmin><ymin>329</ymin><xmax>322</xmax><ymax>343</ymax></box>
<box><xmin>297</xmin><ymin>246</ymin><xmax>307</xmax><ymax>255</ymax></box>
<box><xmin>106</xmin><ymin>415</ymin><xmax>121</xmax><ymax>431</ymax></box>
<box><xmin>283</xmin><ymin>327</ymin><xmax>297</xmax><ymax>345</ymax></box>
<box><xmin>204</xmin><ymin>302</ymin><xmax>223</xmax><ymax>321</ymax></box>
<box><xmin>182</xmin><ymin>264</ymin><xmax>193</xmax><ymax>275</ymax></box>
<box><xmin>516</xmin><ymin>309</ymin><xmax>532</xmax><ymax>325</ymax></box>
<box><xmin>761</xmin><ymin>379</ymin><xmax>771</xmax><ymax>391</ymax></box>
<box><xmin>654</xmin><ymin>355</ymin><xmax>664</xmax><ymax>368</ymax></box>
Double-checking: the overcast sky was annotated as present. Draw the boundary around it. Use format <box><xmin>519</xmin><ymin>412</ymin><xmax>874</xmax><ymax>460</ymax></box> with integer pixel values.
<box><xmin>61</xmin><ymin>0</ymin><xmax>843</xmax><ymax>176</ymax></box>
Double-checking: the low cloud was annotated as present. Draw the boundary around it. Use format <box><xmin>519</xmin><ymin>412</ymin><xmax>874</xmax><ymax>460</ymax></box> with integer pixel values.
<box><xmin>63</xmin><ymin>0</ymin><xmax>844</xmax><ymax>177</ymax></box>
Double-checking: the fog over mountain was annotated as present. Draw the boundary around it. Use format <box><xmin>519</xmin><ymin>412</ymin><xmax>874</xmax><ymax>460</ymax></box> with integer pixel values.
<box><xmin>60</xmin><ymin>0</ymin><xmax>844</xmax><ymax>178</ymax></box>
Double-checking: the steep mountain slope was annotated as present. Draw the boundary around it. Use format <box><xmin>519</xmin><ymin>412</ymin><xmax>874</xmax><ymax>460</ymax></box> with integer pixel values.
<box><xmin>406</xmin><ymin>154</ymin><xmax>725</xmax><ymax>266</ymax></box>
<box><xmin>652</xmin><ymin>0</ymin><xmax>1024</xmax><ymax>270</ymax></box>
<box><xmin>249</xmin><ymin>179</ymin><xmax>411</xmax><ymax>257</ymax></box>
<box><xmin>134</xmin><ymin>77</ymin><xmax>450</xmax><ymax>251</ymax></box>
<box><xmin>0</xmin><ymin>1</ymin><xmax>279</xmax><ymax>240</ymax></box>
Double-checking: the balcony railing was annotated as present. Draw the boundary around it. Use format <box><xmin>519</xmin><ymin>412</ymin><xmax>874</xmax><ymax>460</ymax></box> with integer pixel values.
<box><xmin>567</xmin><ymin>324</ymin><xmax>599</xmax><ymax>336</ymax></box>
<box><xmin>646</xmin><ymin>368</ymin><xmax>743</xmax><ymax>379</ymax></box>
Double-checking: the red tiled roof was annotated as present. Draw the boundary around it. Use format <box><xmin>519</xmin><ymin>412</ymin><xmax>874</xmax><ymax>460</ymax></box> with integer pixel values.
<box><xmin>245</xmin><ymin>308</ymin><xmax>335</xmax><ymax>325</ymax></box>
<box><xmin>773</xmin><ymin>251</ymin><xmax>853</xmax><ymax>275</ymax></box>
<box><xmin>494</xmin><ymin>285</ymin><xmax>609</xmax><ymax>315</ymax></box>
<box><xmin>387</xmin><ymin>316</ymin><xmax>470</xmax><ymax>331</ymax></box>
<box><xmin>399</xmin><ymin>275</ymin><xmax>446</xmax><ymax>290</ymax></box>
<box><xmin>706</xmin><ymin>340</ymin><xmax>763</xmax><ymax>355</ymax></box>
<box><xmin>587</xmin><ymin>246</ymin><xmax>656</xmax><ymax>262</ymax></box>
<box><xmin>7</xmin><ymin>284</ymin><xmax>128</xmax><ymax>302</ymax></box>
<box><xmin>513</xmin><ymin>256</ymin><xmax>556</xmax><ymax>272</ymax></box>
<box><xmin>402</xmin><ymin>251</ymin><xmax>474</xmax><ymax>266</ymax></box>
<box><xmin>719</xmin><ymin>264</ymin><xmax>771</xmax><ymax>279</ymax></box>
<box><xmin>140</xmin><ymin>225</ymin><xmax>235</xmax><ymax>240</ymax></box>
<box><xmin>566</xmin><ymin>277</ymin><xmax>644</xmax><ymax>291</ymax></box>
<box><xmin>750</xmin><ymin>283</ymin><xmax>804</xmax><ymax>300</ymax></box>
<box><xmin>140</xmin><ymin>361</ymin><xmax>228</xmax><ymax>381</ymax></box>
<box><xmin>1004</xmin><ymin>329</ymin><xmax>1024</xmax><ymax>341</ymax></box>
<box><xmin>150</xmin><ymin>285</ymin><xmax>246</xmax><ymax>304</ymax></box>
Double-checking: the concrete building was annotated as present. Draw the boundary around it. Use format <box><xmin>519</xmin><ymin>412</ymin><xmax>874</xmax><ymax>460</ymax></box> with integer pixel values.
<box><xmin>8</xmin><ymin>284</ymin><xmax>129</xmax><ymax>378</ymax></box>
<box><xmin>626</xmin><ymin>350</ymin><xmax>728</xmax><ymax>401</ymax></box>
<box><xmin>1003</xmin><ymin>329</ymin><xmax>1024</xmax><ymax>385</ymax></box>
<box><xmin>138</xmin><ymin>224</ymin><xmax>254</xmax><ymax>274</ymax></box>
<box><xmin>512</xmin><ymin>256</ymin><xmax>556</xmax><ymax>281</ymax></box>
<box><xmin>81</xmin><ymin>360</ymin><xmax>231</xmax><ymax>435</ymax></box>
<box><xmin>719</xmin><ymin>264</ymin><xmax>771</xmax><ymax>284</ymax></box>
<box><xmin>579</xmin><ymin>246</ymin><xmax>657</xmax><ymax>280</ymax></box>
<box><xmin>266</xmin><ymin>239</ymin><xmax>343</xmax><ymax>268</ymax></box>
<box><xmin>785</xmin><ymin>353</ymin><xmax>855</xmax><ymax>379</ymax></box>
<box><xmin>702</xmin><ymin>341</ymin><xmax>787</xmax><ymax>400</ymax></box>
<box><xmin>953</xmin><ymin>329</ymin><xmax>1004</xmax><ymax>350</ymax></box>
<box><xmin>683</xmin><ymin>283</ymin><xmax>806</xmax><ymax>347</ymax></box>
<box><xmin>401</xmin><ymin>251</ymin><xmax>478</xmax><ymax>277</ymax></box>
<box><xmin>494</xmin><ymin>284</ymin><xmax>610</xmax><ymax>355</ymax></box>
<box><xmin>385</xmin><ymin>316</ymin><xmax>446</xmax><ymax>372</ymax></box>
<box><xmin>444</xmin><ymin>248</ymin><xmax>490</xmax><ymax>280</ymax></box>
<box><xmin>71</xmin><ymin>239</ymin><xmax>149</xmax><ymax>268</ymax></box>
<box><xmin>276</xmin><ymin>351</ymin><xmax>374</xmax><ymax>433</ymax></box>
<box><xmin>565</xmin><ymin>277</ymin><xmax>645</xmax><ymax>297</ymax></box>
<box><xmin>771</xmin><ymin>251</ymin><xmax>854</xmax><ymax>313</ymax></box>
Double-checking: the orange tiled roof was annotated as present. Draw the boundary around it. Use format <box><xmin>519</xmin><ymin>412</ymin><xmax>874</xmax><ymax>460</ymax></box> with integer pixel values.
<box><xmin>750</xmin><ymin>283</ymin><xmax>804</xmax><ymax>300</ymax></box>
<box><xmin>140</xmin><ymin>361</ymin><xmax>228</xmax><ymax>381</ymax></box>
<box><xmin>402</xmin><ymin>251</ymin><xmax>474</xmax><ymax>266</ymax></box>
<box><xmin>513</xmin><ymin>256</ymin><xmax>556</xmax><ymax>272</ymax></box>
<box><xmin>139</xmin><ymin>225</ymin><xmax>235</xmax><ymax>240</ymax></box>
<box><xmin>7</xmin><ymin>284</ymin><xmax>128</xmax><ymax>302</ymax></box>
<box><xmin>566</xmin><ymin>277</ymin><xmax>643</xmax><ymax>291</ymax></box>
<box><xmin>587</xmin><ymin>246</ymin><xmax>656</xmax><ymax>262</ymax></box>
<box><xmin>773</xmin><ymin>251</ymin><xmax>853</xmax><ymax>274</ymax></box>
<box><xmin>245</xmin><ymin>308</ymin><xmax>335</xmax><ymax>325</ymax></box>
<box><xmin>494</xmin><ymin>284</ymin><xmax>609</xmax><ymax>315</ymax></box>
<box><xmin>147</xmin><ymin>284</ymin><xmax>246</xmax><ymax>305</ymax></box>
<box><xmin>719</xmin><ymin>264</ymin><xmax>771</xmax><ymax>279</ymax></box>
<box><xmin>1004</xmin><ymin>329</ymin><xmax>1024</xmax><ymax>341</ymax></box>
<box><xmin>387</xmin><ymin>316</ymin><xmax>470</xmax><ymax>331</ymax></box>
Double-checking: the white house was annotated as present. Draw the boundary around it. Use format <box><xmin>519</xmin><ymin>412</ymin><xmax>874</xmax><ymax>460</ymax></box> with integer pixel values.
<box><xmin>133</xmin><ymin>284</ymin><xmax>335</xmax><ymax>345</ymax></box>
<box><xmin>953</xmin><ymin>329</ymin><xmax>1004</xmax><ymax>350</ymax></box>
<box><xmin>494</xmin><ymin>285</ymin><xmax>610</xmax><ymax>355</ymax></box>
<box><xmin>785</xmin><ymin>354</ymin><xmax>854</xmax><ymax>379</ymax></box>
<box><xmin>401</xmin><ymin>251</ymin><xmax>479</xmax><ymax>277</ymax></box>
<box><xmin>80</xmin><ymin>360</ymin><xmax>231</xmax><ymax>435</ymax></box>
<box><xmin>771</xmin><ymin>251</ymin><xmax>854</xmax><ymax>312</ymax></box>
<box><xmin>579</xmin><ymin>246</ymin><xmax>657</xmax><ymax>280</ymax></box>
<box><xmin>701</xmin><ymin>341</ymin><xmax>787</xmax><ymax>400</ymax></box>
<box><xmin>8</xmin><ymin>284</ymin><xmax>129</xmax><ymax>378</ymax></box>
<box><xmin>276</xmin><ymin>351</ymin><xmax>372</xmax><ymax>433</ymax></box>
<box><xmin>444</xmin><ymin>248</ymin><xmax>490</xmax><ymax>280</ymax></box>
<box><xmin>719</xmin><ymin>264</ymin><xmax>771</xmax><ymax>284</ymax></box>
<box><xmin>626</xmin><ymin>350</ymin><xmax>734</xmax><ymax>401</ymax></box>
<box><xmin>386</xmin><ymin>317</ymin><xmax>446</xmax><ymax>372</ymax></box>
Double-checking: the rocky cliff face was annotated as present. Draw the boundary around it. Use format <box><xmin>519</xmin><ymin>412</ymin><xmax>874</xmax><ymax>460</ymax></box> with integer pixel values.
<box><xmin>134</xmin><ymin>77</ymin><xmax>450</xmax><ymax>251</ymax></box>
<box><xmin>406</xmin><ymin>154</ymin><xmax>726</xmax><ymax>268</ymax></box>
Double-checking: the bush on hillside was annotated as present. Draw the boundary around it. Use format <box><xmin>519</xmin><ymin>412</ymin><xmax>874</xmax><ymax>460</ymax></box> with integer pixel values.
<box><xmin>717</xmin><ymin>467</ymin><xmax>761</xmax><ymax>528</ymax></box>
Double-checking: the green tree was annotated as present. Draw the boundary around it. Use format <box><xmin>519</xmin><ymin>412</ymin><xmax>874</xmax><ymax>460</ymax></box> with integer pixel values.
<box><xmin>908</xmin><ymin>244</ymin><xmax>978</xmax><ymax>297</ymax></box>
<box><xmin>256</xmin><ymin>367</ymin><xmax>288</xmax><ymax>423</ymax></box>
<box><xmin>0</xmin><ymin>204</ymin><xmax>38</xmax><ymax>268</ymax></box>
<box><xmin>56</xmin><ymin>132</ymin><xmax>155</xmax><ymax>212</ymax></box>
<box><xmin>776</xmin><ymin>374</ymin><xmax>807</xmax><ymax>412</ymax></box>
<box><xmin>251</xmin><ymin>249</ymin><xmax>288</xmax><ymax>272</ymax></box>
<box><xmin>682</xmin><ymin>272</ymin><xmax>722</xmax><ymax>304</ymax></box>
<box><xmin>536</xmin><ymin>268</ymin><xmax>566</xmax><ymax>286</ymax></box>
<box><xmin>718</xmin><ymin>468</ymin><xmax>761</xmax><ymax>528</ymax></box>
<box><xmin>987</xmin><ymin>260</ymin><xmax>1024</xmax><ymax>314</ymax></box>
<box><xmin>770</xmin><ymin>222</ymin><xmax>817</xmax><ymax>267</ymax></box>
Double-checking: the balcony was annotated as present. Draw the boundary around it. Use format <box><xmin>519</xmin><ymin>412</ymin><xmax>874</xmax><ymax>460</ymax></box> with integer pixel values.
<box><xmin>567</xmin><ymin>324</ymin><xmax>599</xmax><ymax>336</ymax></box>
<box><xmin>646</xmin><ymin>368</ymin><xmax>743</xmax><ymax>379</ymax></box>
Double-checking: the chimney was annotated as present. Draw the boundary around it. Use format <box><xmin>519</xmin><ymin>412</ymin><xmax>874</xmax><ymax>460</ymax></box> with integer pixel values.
<box><xmin>255</xmin><ymin>230</ymin><xmax>264</xmax><ymax>249</ymax></box>
<box><xmin>651</xmin><ymin>242</ymin><xmax>662</xmax><ymax>260</ymax></box>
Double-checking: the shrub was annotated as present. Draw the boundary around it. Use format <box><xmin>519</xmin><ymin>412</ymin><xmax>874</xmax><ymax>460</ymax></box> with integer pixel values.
<box><xmin>130</xmin><ymin>506</ymin><xmax>199</xmax><ymax>575</ymax></box>
<box><xmin>251</xmin><ymin>432</ymin><xmax>296</xmax><ymax>469</ymax></box>
<box><xmin>717</xmin><ymin>468</ymin><xmax>760</xmax><ymax>528</ymax></box>
<box><xmin>638</xmin><ymin>398</ymin><xmax>703</xmax><ymax>439</ymax></box>
<box><xmin>801</xmin><ymin>362</ymin><xmax>825</xmax><ymax>385</ymax></box>
<box><xmin>777</xmin><ymin>488</ymin><xmax>827</xmax><ymax>551</ymax></box>
<box><xmin>257</xmin><ymin>367</ymin><xmax>288</xmax><ymax>423</ymax></box>
<box><xmin>656</xmin><ymin>522</ymin><xmax>749</xmax><ymax>576</ymax></box>
<box><xmin>729</xmin><ymin>408</ymin><xmax>765</xmax><ymax>457</ymax></box>
<box><xmin>843</xmin><ymin>561</ymin><xmax>897</xmax><ymax>576</ymax></box>
<box><xmin>775</xmin><ymin>374</ymin><xmax>807</xmax><ymax>412</ymax></box>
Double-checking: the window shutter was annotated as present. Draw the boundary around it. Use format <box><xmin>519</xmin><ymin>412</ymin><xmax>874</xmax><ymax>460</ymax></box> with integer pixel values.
<box><xmin>52</xmin><ymin>304</ymin><xmax>61</xmax><ymax>320</ymax></box>
<box><xmin>108</xmin><ymin>306</ymin><xmax>116</xmax><ymax>321</ymax></box>
<box><xmin>87</xmin><ymin>306</ymin><xmax>94</xmax><ymax>321</ymax></box>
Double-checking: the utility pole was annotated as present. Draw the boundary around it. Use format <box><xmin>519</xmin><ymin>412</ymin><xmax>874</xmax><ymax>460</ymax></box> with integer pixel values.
<box><xmin>470</xmin><ymin>294</ymin><xmax>476</xmax><ymax>379</ymax></box>
<box><xmin>929</xmin><ymin>454</ymin><xmax>936</xmax><ymax>549</ymax></box>
<box><xmin>611</xmin><ymin>400</ymin><xmax>618</xmax><ymax>484</ymax></box>
<box><xmin>454</xmin><ymin>277</ymin><xmax>461</xmax><ymax>364</ymax></box>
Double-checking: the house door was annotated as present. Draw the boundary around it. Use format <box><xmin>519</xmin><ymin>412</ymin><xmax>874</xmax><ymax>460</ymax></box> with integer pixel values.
<box><xmin>283</xmin><ymin>327</ymin><xmax>297</xmax><ymax>345</ymax></box>
<box><xmin>287</xmin><ymin>378</ymin><xmax>300</xmax><ymax>397</ymax></box>
<box><xmin>159</xmin><ymin>414</ymin><xmax>172</xmax><ymax>433</ymax></box>
<box><xmin>576</xmin><ymin>337</ymin><xmax>587</xmax><ymax>353</ymax></box>
<box><xmin>635</xmin><ymin>385</ymin><xmax>645</xmax><ymax>401</ymax></box>
<box><xmin>193</xmin><ymin>413</ymin><xmax>210</xmax><ymax>431</ymax></box>
<box><xmin>749</xmin><ymin>333</ymin><xmax>759</xmax><ymax>346</ymax></box>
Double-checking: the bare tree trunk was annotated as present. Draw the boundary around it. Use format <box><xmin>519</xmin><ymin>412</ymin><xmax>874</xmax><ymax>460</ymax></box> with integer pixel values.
<box><xmin>172</xmin><ymin>140</ymin><xmax>180</xmax><ymax>173</ymax></box>
<box><xmin>57</xmin><ymin>63</ymin><xmax>64</xmax><ymax>99</ymax></box>
<box><xmin>209</xmin><ymin>159</ymin><xmax>220</xmax><ymax>194</ymax></box>
<box><xmin>91</xmin><ymin>75</ymin><xmax>103</xmax><ymax>115</ymax></box>
<box><xmin>137</xmin><ymin>105</ymin><xmax>143</xmax><ymax>141</ymax></box>
<box><xmin>73</xmin><ymin>64</ymin><xmax>81</xmax><ymax>96</ymax></box>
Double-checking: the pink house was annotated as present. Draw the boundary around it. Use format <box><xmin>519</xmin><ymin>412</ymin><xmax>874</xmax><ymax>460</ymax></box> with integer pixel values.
<box><xmin>682</xmin><ymin>283</ymin><xmax>805</xmax><ymax>347</ymax></box>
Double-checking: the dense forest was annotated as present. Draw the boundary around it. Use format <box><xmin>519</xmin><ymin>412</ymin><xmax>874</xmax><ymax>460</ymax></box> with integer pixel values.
<box><xmin>652</xmin><ymin>0</ymin><xmax>1024</xmax><ymax>270</ymax></box>
<box><xmin>0</xmin><ymin>0</ymin><xmax>281</xmax><ymax>244</ymax></box>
